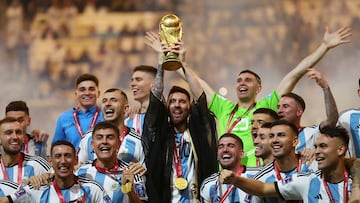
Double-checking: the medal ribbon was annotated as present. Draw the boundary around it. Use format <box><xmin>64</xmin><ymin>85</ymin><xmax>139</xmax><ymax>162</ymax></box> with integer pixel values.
<box><xmin>323</xmin><ymin>169</ymin><xmax>348</xmax><ymax>203</ymax></box>
<box><xmin>225</xmin><ymin>103</ymin><xmax>256</xmax><ymax>133</ymax></box>
<box><xmin>120</xmin><ymin>126</ymin><xmax>129</xmax><ymax>144</ymax></box>
<box><xmin>274</xmin><ymin>159</ymin><xmax>301</xmax><ymax>181</ymax></box>
<box><xmin>256</xmin><ymin>157</ymin><xmax>261</xmax><ymax>167</ymax></box>
<box><xmin>53</xmin><ymin>178</ymin><xmax>86</xmax><ymax>203</ymax></box>
<box><xmin>173</xmin><ymin>133</ymin><xmax>185</xmax><ymax>178</ymax></box>
<box><xmin>73</xmin><ymin>106</ymin><xmax>100</xmax><ymax>138</ymax></box>
<box><xmin>94</xmin><ymin>160</ymin><xmax>123</xmax><ymax>174</ymax></box>
<box><xmin>135</xmin><ymin>114</ymin><xmax>141</xmax><ymax>134</ymax></box>
<box><xmin>24</xmin><ymin>135</ymin><xmax>29</xmax><ymax>153</ymax></box>
<box><xmin>0</xmin><ymin>153</ymin><xmax>23</xmax><ymax>184</ymax></box>
<box><xmin>211</xmin><ymin>165</ymin><xmax>244</xmax><ymax>203</ymax></box>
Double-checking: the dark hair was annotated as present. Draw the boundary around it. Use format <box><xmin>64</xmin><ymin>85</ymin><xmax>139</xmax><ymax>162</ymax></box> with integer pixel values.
<box><xmin>104</xmin><ymin>88</ymin><xmax>128</xmax><ymax>102</ymax></box>
<box><xmin>93</xmin><ymin>121</ymin><xmax>120</xmax><ymax>138</ymax></box>
<box><xmin>320</xmin><ymin>126</ymin><xmax>349</xmax><ymax>147</ymax></box>
<box><xmin>270</xmin><ymin>119</ymin><xmax>299</xmax><ymax>135</ymax></box>
<box><xmin>239</xmin><ymin>69</ymin><xmax>261</xmax><ymax>85</ymax></box>
<box><xmin>5</xmin><ymin>101</ymin><xmax>29</xmax><ymax>115</ymax></box>
<box><xmin>133</xmin><ymin>65</ymin><xmax>157</xmax><ymax>77</ymax></box>
<box><xmin>358</xmin><ymin>78</ymin><xmax>360</xmax><ymax>87</ymax></box>
<box><xmin>75</xmin><ymin>73</ymin><xmax>99</xmax><ymax>87</ymax></box>
<box><xmin>0</xmin><ymin>117</ymin><xmax>19</xmax><ymax>127</ymax></box>
<box><xmin>219</xmin><ymin>133</ymin><xmax>244</xmax><ymax>149</ymax></box>
<box><xmin>261</xmin><ymin>122</ymin><xmax>273</xmax><ymax>129</ymax></box>
<box><xmin>281</xmin><ymin>92</ymin><xmax>306</xmax><ymax>111</ymax></box>
<box><xmin>253</xmin><ymin>108</ymin><xmax>280</xmax><ymax>121</ymax></box>
<box><xmin>51</xmin><ymin>140</ymin><xmax>76</xmax><ymax>156</ymax></box>
<box><xmin>168</xmin><ymin>86</ymin><xmax>191</xmax><ymax>101</ymax></box>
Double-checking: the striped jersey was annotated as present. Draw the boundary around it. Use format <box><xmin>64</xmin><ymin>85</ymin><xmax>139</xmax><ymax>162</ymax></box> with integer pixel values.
<box><xmin>171</xmin><ymin>131</ymin><xmax>197</xmax><ymax>203</ymax></box>
<box><xmin>338</xmin><ymin>108</ymin><xmax>360</xmax><ymax>157</ymax></box>
<box><xmin>0</xmin><ymin>153</ymin><xmax>50</xmax><ymax>184</ymax></box>
<box><xmin>200</xmin><ymin>166</ymin><xmax>261</xmax><ymax>203</ymax></box>
<box><xmin>77</xmin><ymin>127</ymin><xmax>145</xmax><ymax>166</ymax></box>
<box><xmin>124</xmin><ymin>113</ymin><xmax>145</xmax><ymax>135</ymax></box>
<box><xmin>276</xmin><ymin>170</ymin><xmax>352</xmax><ymax>203</ymax></box>
<box><xmin>0</xmin><ymin>180</ymin><xmax>19</xmax><ymax>197</ymax></box>
<box><xmin>22</xmin><ymin>176</ymin><xmax>111</xmax><ymax>203</ymax></box>
<box><xmin>252</xmin><ymin>160</ymin><xmax>315</xmax><ymax>203</ymax></box>
<box><xmin>296</xmin><ymin>125</ymin><xmax>320</xmax><ymax>153</ymax></box>
<box><xmin>76</xmin><ymin>159</ymin><xmax>148</xmax><ymax>202</ymax></box>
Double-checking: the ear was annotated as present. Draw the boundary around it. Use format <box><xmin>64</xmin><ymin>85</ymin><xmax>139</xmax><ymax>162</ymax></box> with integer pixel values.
<box><xmin>292</xmin><ymin>136</ymin><xmax>299</xmax><ymax>147</ymax></box>
<box><xmin>27</xmin><ymin>116</ymin><xmax>31</xmax><ymax>127</ymax></box>
<box><xmin>256</xmin><ymin>85</ymin><xmax>262</xmax><ymax>94</ymax></box>
<box><xmin>337</xmin><ymin>144</ymin><xmax>347</xmax><ymax>156</ymax></box>
<box><xmin>296</xmin><ymin>108</ymin><xmax>304</xmax><ymax>117</ymax></box>
<box><xmin>239</xmin><ymin>149</ymin><xmax>245</xmax><ymax>158</ymax></box>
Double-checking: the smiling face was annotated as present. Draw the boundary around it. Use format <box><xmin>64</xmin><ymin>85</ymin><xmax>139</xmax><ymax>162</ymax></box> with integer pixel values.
<box><xmin>167</xmin><ymin>92</ymin><xmax>190</xmax><ymax>127</ymax></box>
<box><xmin>315</xmin><ymin>134</ymin><xmax>346</xmax><ymax>171</ymax></box>
<box><xmin>101</xmin><ymin>91</ymin><xmax>128</xmax><ymax>123</ymax></box>
<box><xmin>50</xmin><ymin>145</ymin><xmax>77</xmax><ymax>179</ymax></box>
<box><xmin>235</xmin><ymin>72</ymin><xmax>261</xmax><ymax>102</ymax></box>
<box><xmin>254</xmin><ymin>127</ymin><xmax>272</xmax><ymax>159</ymax></box>
<box><xmin>269</xmin><ymin>124</ymin><xmax>298</xmax><ymax>160</ymax></box>
<box><xmin>130</xmin><ymin>71</ymin><xmax>153</xmax><ymax>103</ymax></box>
<box><xmin>91</xmin><ymin>128</ymin><xmax>120</xmax><ymax>163</ymax></box>
<box><xmin>75</xmin><ymin>80</ymin><xmax>100</xmax><ymax>110</ymax></box>
<box><xmin>251</xmin><ymin>113</ymin><xmax>275</xmax><ymax>140</ymax></box>
<box><xmin>217</xmin><ymin>136</ymin><xmax>244</xmax><ymax>170</ymax></box>
<box><xmin>0</xmin><ymin>121</ymin><xmax>24</xmax><ymax>155</ymax></box>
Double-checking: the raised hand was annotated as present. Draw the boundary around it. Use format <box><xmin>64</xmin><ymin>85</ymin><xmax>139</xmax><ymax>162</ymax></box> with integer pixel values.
<box><xmin>306</xmin><ymin>69</ymin><xmax>328</xmax><ymax>89</ymax></box>
<box><xmin>323</xmin><ymin>26</ymin><xmax>352</xmax><ymax>49</ymax></box>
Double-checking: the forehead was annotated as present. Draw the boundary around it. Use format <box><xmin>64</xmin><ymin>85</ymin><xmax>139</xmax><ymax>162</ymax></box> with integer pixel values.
<box><xmin>315</xmin><ymin>134</ymin><xmax>336</xmax><ymax>145</ymax></box>
<box><xmin>6</xmin><ymin>111</ymin><xmax>27</xmax><ymax>118</ymax></box>
<box><xmin>271</xmin><ymin>124</ymin><xmax>295</xmax><ymax>135</ymax></box>
<box><xmin>77</xmin><ymin>80</ymin><xmax>98</xmax><ymax>89</ymax></box>
<box><xmin>279</xmin><ymin>96</ymin><xmax>297</xmax><ymax>104</ymax></box>
<box><xmin>219</xmin><ymin>136</ymin><xmax>238</xmax><ymax>145</ymax></box>
<box><xmin>168</xmin><ymin>92</ymin><xmax>190</xmax><ymax>101</ymax></box>
<box><xmin>132</xmin><ymin>71</ymin><xmax>153</xmax><ymax>80</ymax></box>
<box><xmin>52</xmin><ymin>145</ymin><xmax>74</xmax><ymax>154</ymax></box>
<box><xmin>237</xmin><ymin>72</ymin><xmax>257</xmax><ymax>80</ymax></box>
<box><xmin>0</xmin><ymin>121</ymin><xmax>22</xmax><ymax>131</ymax></box>
<box><xmin>253</xmin><ymin>113</ymin><xmax>273</xmax><ymax>122</ymax></box>
<box><xmin>258</xmin><ymin>127</ymin><xmax>271</xmax><ymax>134</ymax></box>
<box><xmin>94</xmin><ymin>128</ymin><xmax>117</xmax><ymax>135</ymax></box>
<box><xmin>103</xmin><ymin>91</ymin><xmax>122</xmax><ymax>100</ymax></box>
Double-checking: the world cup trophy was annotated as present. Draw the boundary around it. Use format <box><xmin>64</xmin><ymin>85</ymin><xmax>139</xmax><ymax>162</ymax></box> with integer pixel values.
<box><xmin>159</xmin><ymin>14</ymin><xmax>183</xmax><ymax>71</ymax></box>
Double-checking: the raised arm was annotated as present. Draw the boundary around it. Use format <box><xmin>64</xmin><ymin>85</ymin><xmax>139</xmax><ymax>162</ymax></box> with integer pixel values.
<box><xmin>306</xmin><ymin>69</ymin><xmax>338</xmax><ymax>129</ymax></box>
<box><xmin>277</xmin><ymin>27</ymin><xmax>351</xmax><ymax>96</ymax></box>
<box><xmin>144</xmin><ymin>32</ymin><xmax>166</xmax><ymax>99</ymax></box>
<box><xmin>219</xmin><ymin>169</ymin><xmax>277</xmax><ymax>197</ymax></box>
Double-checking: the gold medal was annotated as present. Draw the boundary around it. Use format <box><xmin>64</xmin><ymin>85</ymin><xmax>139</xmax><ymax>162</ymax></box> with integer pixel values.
<box><xmin>121</xmin><ymin>182</ymin><xmax>133</xmax><ymax>194</ymax></box>
<box><xmin>174</xmin><ymin>177</ymin><xmax>188</xmax><ymax>190</ymax></box>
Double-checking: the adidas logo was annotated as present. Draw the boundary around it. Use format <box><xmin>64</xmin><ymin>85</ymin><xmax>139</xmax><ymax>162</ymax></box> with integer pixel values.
<box><xmin>314</xmin><ymin>194</ymin><xmax>323</xmax><ymax>200</ymax></box>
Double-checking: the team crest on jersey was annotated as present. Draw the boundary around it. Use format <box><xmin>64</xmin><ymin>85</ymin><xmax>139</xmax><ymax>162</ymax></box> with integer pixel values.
<box><xmin>281</xmin><ymin>176</ymin><xmax>293</xmax><ymax>184</ymax></box>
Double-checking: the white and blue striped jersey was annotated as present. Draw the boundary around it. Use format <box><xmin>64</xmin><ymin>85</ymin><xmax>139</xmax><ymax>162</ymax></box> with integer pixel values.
<box><xmin>252</xmin><ymin>160</ymin><xmax>316</xmax><ymax>203</ymax></box>
<box><xmin>171</xmin><ymin>130</ymin><xmax>196</xmax><ymax>203</ymax></box>
<box><xmin>124</xmin><ymin>113</ymin><xmax>145</xmax><ymax>135</ymax></box>
<box><xmin>296</xmin><ymin>125</ymin><xmax>320</xmax><ymax>153</ymax></box>
<box><xmin>77</xmin><ymin>127</ymin><xmax>145</xmax><ymax>166</ymax></box>
<box><xmin>20</xmin><ymin>176</ymin><xmax>111</xmax><ymax>203</ymax></box>
<box><xmin>76</xmin><ymin>159</ymin><xmax>148</xmax><ymax>202</ymax></box>
<box><xmin>0</xmin><ymin>180</ymin><xmax>19</xmax><ymax>197</ymax></box>
<box><xmin>200</xmin><ymin>167</ymin><xmax>261</xmax><ymax>203</ymax></box>
<box><xmin>276</xmin><ymin>170</ymin><xmax>352</xmax><ymax>203</ymax></box>
<box><xmin>0</xmin><ymin>153</ymin><xmax>50</xmax><ymax>184</ymax></box>
<box><xmin>338</xmin><ymin>108</ymin><xmax>360</xmax><ymax>158</ymax></box>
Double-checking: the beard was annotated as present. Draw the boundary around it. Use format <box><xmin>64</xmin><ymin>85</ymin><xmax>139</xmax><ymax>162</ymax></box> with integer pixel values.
<box><xmin>3</xmin><ymin>145</ymin><xmax>21</xmax><ymax>155</ymax></box>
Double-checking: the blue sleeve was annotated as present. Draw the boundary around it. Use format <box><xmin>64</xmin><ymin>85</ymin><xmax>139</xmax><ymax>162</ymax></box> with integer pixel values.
<box><xmin>52</xmin><ymin>115</ymin><xmax>65</xmax><ymax>144</ymax></box>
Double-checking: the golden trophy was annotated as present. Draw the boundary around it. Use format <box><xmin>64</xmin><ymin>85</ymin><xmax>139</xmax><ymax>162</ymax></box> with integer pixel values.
<box><xmin>159</xmin><ymin>14</ymin><xmax>183</xmax><ymax>71</ymax></box>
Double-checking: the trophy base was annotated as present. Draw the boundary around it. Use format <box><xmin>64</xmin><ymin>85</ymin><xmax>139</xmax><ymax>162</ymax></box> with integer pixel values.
<box><xmin>162</xmin><ymin>60</ymin><xmax>182</xmax><ymax>71</ymax></box>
